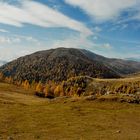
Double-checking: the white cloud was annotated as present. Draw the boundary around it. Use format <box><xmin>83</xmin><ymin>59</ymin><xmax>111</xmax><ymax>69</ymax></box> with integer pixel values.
<box><xmin>0</xmin><ymin>46</ymin><xmax>37</xmax><ymax>61</ymax></box>
<box><xmin>131</xmin><ymin>8</ymin><xmax>140</xmax><ymax>21</ymax></box>
<box><xmin>65</xmin><ymin>0</ymin><xmax>138</xmax><ymax>22</ymax></box>
<box><xmin>51</xmin><ymin>33</ymin><xmax>112</xmax><ymax>51</ymax></box>
<box><xmin>13</xmin><ymin>34</ymin><xmax>40</xmax><ymax>44</ymax></box>
<box><xmin>0</xmin><ymin>36</ymin><xmax>11</xmax><ymax>44</ymax></box>
<box><xmin>102</xmin><ymin>43</ymin><xmax>112</xmax><ymax>49</ymax></box>
<box><xmin>93</xmin><ymin>26</ymin><xmax>102</xmax><ymax>32</ymax></box>
<box><xmin>0</xmin><ymin>34</ymin><xmax>41</xmax><ymax>45</ymax></box>
<box><xmin>0</xmin><ymin>36</ymin><xmax>21</xmax><ymax>44</ymax></box>
<box><xmin>0</xmin><ymin>29</ymin><xmax>9</xmax><ymax>33</ymax></box>
<box><xmin>0</xmin><ymin>0</ymin><xmax>92</xmax><ymax>36</ymax></box>
<box><xmin>51</xmin><ymin>34</ymin><xmax>94</xmax><ymax>50</ymax></box>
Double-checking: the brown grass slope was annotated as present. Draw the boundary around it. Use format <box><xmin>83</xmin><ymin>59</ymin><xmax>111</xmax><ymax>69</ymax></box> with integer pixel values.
<box><xmin>0</xmin><ymin>82</ymin><xmax>140</xmax><ymax>140</ymax></box>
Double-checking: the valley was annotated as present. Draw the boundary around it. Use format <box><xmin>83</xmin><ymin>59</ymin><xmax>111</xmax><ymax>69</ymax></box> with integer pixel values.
<box><xmin>1</xmin><ymin>0</ymin><xmax>140</xmax><ymax>139</ymax></box>
<box><xmin>0</xmin><ymin>82</ymin><xmax>140</xmax><ymax>140</ymax></box>
<box><xmin>0</xmin><ymin>48</ymin><xmax>140</xmax><ymax>140</ymax></box>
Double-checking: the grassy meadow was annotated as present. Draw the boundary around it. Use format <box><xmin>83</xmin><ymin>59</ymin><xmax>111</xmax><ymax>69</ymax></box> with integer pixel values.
<box><xmin>0</xmin><ymin>82</ymin><xmax>140</xmax><ymax>140</ymax></box>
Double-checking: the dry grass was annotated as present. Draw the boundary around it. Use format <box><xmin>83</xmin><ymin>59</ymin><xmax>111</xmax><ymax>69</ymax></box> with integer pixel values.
<box><xmin>0</xmin><ymin>82</ymin><xmax>140</xmax><ymax>140</ymax></box>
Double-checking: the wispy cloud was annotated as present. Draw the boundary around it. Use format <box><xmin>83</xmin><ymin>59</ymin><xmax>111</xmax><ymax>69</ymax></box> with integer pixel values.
<box><xmin>102</xmin><ymin>43</ymin><xmax>112</xmax><ymax>49</ymax></box>
<box><xmin>0</xmin><ymin>34</ymin><xmax>40</xmax><ymax>45</ymax></box>
<box><xmin>51</xmin><ymin>33</ymin><xmax>112</xmax><ymax>51</ymax></box>
<box><xmin>98</xmin><ymin>34</ymin><xmax>140</xmax><ymax>45</ymax></box>
<box><xmin>64</xmin><ymin>0</ymin><xmax>138</xmax><ymax>22</ymax></box>
<box><xmin>0</xmin><ymin>29</ymin><xmax>9</xmax><ymax>33</ymax></box>
<box><xmin>51</xmin><ymin>34</ymin><xmax>93</xmax><ymax>49</ymax></box>
<box><xmin>0</xmin><ymin>0</ymin><xmax>92</xmax><ymax>36</ymax></box>
<box><xmin>0</xmin><ymin>36</ymin><xmax>12</xmax><ymax>44</ymax></box>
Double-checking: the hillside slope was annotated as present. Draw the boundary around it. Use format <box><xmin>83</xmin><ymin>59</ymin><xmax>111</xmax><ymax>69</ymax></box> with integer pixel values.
<box><xmin>0</xmin><ymin>48</ymin><xmax>140</xmax><ymax>83</ymax></box>
<box><xmin>82</xmin><ymin>50</ymin><xmax>140</xmax><ymax>75</ymax></box>
<box><xmin>0</xmin><ymin>82</ymin><xmax>140</xmax><ymax>140</ymax></box>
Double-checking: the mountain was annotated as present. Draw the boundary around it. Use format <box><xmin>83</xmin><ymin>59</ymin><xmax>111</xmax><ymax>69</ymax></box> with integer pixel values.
<box><xmin>125</xmin><ymin>57</ymin><xmax>140</xmax><ymax>62</ymax></box>
<box><xmin>82</xmin><ymin>50</ymin><xmax>140</xmax><ymax>75</ymax></box>
<box><xmin>0</xmin><ymin>60</ymin><xmax>7</xmax><ymax>66</ymax></box>
<box><xmin>0</xmin><ymin>48</ymin><xmax>140</xmax><ymax>83</ymax></box>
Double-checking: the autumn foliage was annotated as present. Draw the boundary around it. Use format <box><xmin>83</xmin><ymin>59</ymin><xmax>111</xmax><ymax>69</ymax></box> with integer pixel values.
<box><xmin>0</xmin><ymin>70</ymin><xmax>140</xmax><ymax>99</ymax></box>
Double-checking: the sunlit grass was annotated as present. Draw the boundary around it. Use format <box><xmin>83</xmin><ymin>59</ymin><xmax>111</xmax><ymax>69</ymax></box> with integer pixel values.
<box><xmin>0</xmin><ymin>82</ymin><xmax>140</xmax><ymax>139</ymax></box>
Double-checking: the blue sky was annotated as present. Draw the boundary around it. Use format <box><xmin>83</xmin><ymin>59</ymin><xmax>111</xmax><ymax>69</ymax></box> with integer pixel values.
<box><xmin>0</xmin><ymin>0</ymin><xmax>140</xmax><ymax>61</ymax></box>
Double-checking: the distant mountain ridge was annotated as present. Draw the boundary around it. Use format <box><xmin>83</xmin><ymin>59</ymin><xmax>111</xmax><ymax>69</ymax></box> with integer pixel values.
<box><xmin>125</xmin><ymin>57</ymin><xmax>140</xmax><ymax>62</ymax></box>
<box><xmin>0</xmin><ymin>60</ymin><xmax>7</xmax><ymax>66</ymax></box>
<box><xmin>81</xmin><ymin>50</ymin><xmax>140</xmax><ymax>75</ymax></box>
<box><xmin>0</xmin><ymin>48</ymin><xmax>140</xmax><ymax>83</ymax></box>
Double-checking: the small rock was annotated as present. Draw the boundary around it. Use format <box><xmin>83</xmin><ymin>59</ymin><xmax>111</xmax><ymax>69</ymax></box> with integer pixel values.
<box><xmin>116</xmin><ymin>130</ymin><xmax>121</xmax><ymax>133</ymax></box>
<box><xmin>84</xmin><ymin>95</ymin><xmax>96</xmax><ymax>101</ymax></box>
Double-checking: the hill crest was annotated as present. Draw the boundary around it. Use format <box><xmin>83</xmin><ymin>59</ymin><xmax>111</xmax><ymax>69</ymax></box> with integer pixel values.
<box><xmin>0</xmin><ymin>48</ymin><xmax>140</xmax><ymax>83</ymax></box>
